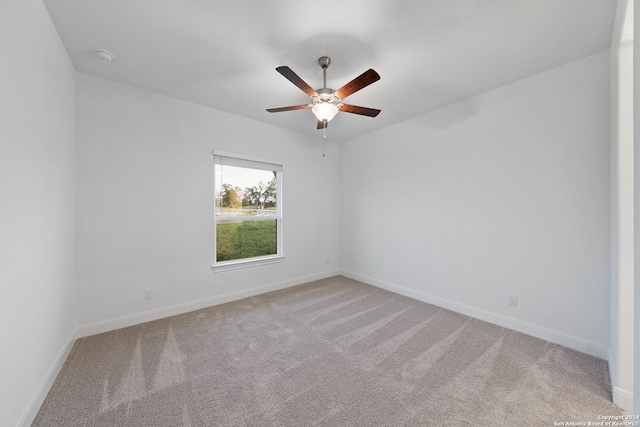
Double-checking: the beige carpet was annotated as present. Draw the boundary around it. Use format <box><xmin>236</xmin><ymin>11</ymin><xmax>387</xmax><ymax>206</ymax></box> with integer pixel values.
<box><xmin>33</xmin><ymin>276</ymin><xmax>622</xmax><ymax>426</ymax></box>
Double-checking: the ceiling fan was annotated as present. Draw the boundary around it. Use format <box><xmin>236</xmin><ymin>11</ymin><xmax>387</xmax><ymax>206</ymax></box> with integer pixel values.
<box><xmin>267</xmin><ymin>56</ymin><xmax>381</xmax><ymax>130</ymax></box>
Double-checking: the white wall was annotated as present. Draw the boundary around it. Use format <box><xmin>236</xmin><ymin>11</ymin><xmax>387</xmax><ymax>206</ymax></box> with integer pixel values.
<box><xmin>340</xmin><ymin>51</ymin><xmax>611</xmax><ymax>358</ymax></box>
<box><xmin>0</xmin><ymin>1</ymin><xmax>77</xmax><ymax>426</ymax></box>
<box><xmin>76</xmin><ymin>73</ymin><xmax>340</xmax><ymax>334</ymax></box>
<box><xmin>610</xmin><ymin>0</ymin><xmax>634</xmax><ymax>410</ymax></box>
<box><xmin>634</xmin><ymin>0</ymin><xmax>640</xmax><ymax>416</ymax></box>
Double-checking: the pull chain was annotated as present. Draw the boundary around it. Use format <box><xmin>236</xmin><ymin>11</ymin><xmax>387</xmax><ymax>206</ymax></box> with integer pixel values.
<box><xmin>323</xmin><ymin>121</ymin><xmax>327</xmax><ymax>157</ymax></box>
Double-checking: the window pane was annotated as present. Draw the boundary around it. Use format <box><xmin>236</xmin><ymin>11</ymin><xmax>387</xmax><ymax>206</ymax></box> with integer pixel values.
<box><xmin>215</xmin><ymin>164</ymin><xmax>277</xmax><ymax>216</ymax></box>
<box><xmin>216</xmin><ymin>219</ymin><xmax>277</xmax><ymax>262</ymax></box>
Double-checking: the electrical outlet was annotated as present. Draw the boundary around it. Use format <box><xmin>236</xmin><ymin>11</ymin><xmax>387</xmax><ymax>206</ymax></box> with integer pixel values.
<box><xmin>145</xmin><ymin>289</ymin><xmax>154</xmax><ymax>300</ymax></box>
<box><xmin>326</xmin><ymin>258</ymin><xmax>330</xmax><ymax>265</ymax></box>
<box><xmin>508</xmin><ymin>295</ymin><xmax>518</xmax><ymax>307</ymax></box>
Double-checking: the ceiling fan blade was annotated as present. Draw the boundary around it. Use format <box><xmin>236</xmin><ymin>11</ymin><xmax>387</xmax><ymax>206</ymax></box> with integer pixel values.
<box><xmin>276</xmin><ymin>66</ymin><xmax>318</xmax><ymax>97</ymax></box>
<box><xmin>317</xmin><ymin>120</ymin><xmax>329</xmax><ymax>130</ymax></box>
<box><xmin>266</xmin><ymin>104</ymin><xmax>310</xmax><ymax>113</ymax></box>
<box><xmin>340</xmin><ymin>104</ymin><xmax>381</xmax><ymax>117</ymax></box>
<box><xmin>335</xmin><ymin>69</ymin><xmax>380</xmax><ymax>99</ymax></box>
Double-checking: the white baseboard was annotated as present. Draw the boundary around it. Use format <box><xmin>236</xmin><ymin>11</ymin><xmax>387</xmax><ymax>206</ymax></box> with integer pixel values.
<box><xmin>19</xmin><ymin>330</ymin><xmax>76</xmax><ymax>427</ymax></box>
<box><xmin>612</xmin><ymin>386</ymin><xmax>634</xmax><ymax>413</ymax></box>
<box><xmin>77</xmin><ymin>270</ymin><xmax>340</xmax><ymax>338</ymax></box>
<box><xmin>340</xmin><ymin>270</ymin><xmax>609</xmax><ymax>360</ymax></box>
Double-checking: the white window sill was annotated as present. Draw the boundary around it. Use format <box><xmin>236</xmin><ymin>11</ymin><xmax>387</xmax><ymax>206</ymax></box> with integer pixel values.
<box><xmin>211</xmin><ymin>255</ymin><xmax>284</xmax><ymax>272</ymax></box>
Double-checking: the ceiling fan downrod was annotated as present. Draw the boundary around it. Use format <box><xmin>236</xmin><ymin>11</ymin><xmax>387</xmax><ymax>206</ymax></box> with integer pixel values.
<box><xmin>318</xmin><ymin>56</ymin><xmax>331</xmax><ymax>89</ymax></box>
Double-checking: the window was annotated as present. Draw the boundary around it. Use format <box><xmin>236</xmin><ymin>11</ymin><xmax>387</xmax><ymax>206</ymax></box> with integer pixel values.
<box><xmin>213</xmin><ymin>151</ymin><xmax>283</xmax><ymax>269</ymax></box>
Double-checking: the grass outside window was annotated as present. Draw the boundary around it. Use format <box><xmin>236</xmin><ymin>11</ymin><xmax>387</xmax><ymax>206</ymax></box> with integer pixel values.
<box><xmin>216</xmin><ymin>220</ymin><xmax>277</xmax><ymax>261</ymax></box>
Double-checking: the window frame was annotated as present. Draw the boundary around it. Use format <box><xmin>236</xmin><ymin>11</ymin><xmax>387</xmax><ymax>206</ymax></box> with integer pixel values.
<box><xmin>212</xmin><ymin>150</ymin><xmax>284</xmax><ymax>271</ymax></box>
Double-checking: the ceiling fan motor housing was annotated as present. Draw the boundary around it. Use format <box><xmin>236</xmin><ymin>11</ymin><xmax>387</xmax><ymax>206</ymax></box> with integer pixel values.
<box><xmin>316</xmin><ymin>87</ymin><xmax>337</xmax><ymax>101</ymax></box>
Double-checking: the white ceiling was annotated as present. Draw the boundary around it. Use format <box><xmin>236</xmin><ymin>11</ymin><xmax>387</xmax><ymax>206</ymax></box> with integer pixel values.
<box><xmin>43</xmin><ymin>0</ymin><xmax>617</xmax><ymax>142</ymax></box>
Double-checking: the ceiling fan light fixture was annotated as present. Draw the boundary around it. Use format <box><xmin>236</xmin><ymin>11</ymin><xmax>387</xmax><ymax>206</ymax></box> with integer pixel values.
<box><xmin>312</xmin><ymin>102</ymin><xmax>339</xmax><ymax>122</ymax></box>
